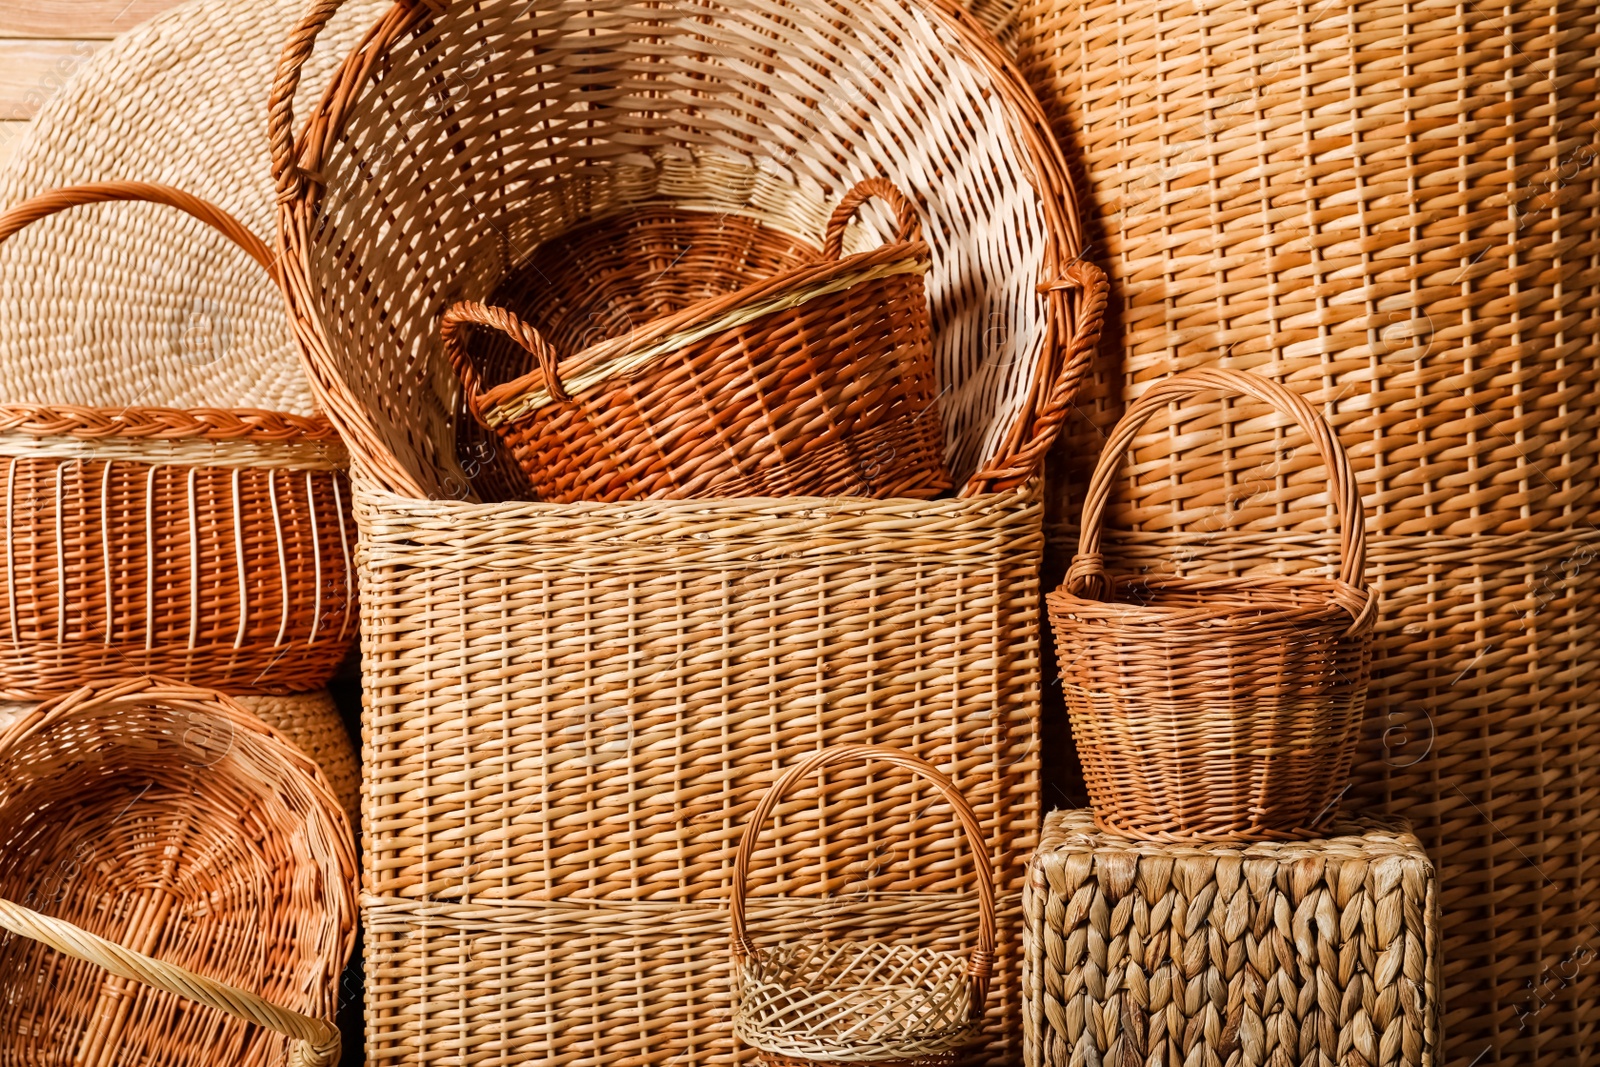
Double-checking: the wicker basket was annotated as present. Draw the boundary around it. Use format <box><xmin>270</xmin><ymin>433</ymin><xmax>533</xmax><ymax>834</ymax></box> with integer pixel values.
<box><xmin>236</xmin><ymin>690</ymin><xmax>360</xmax><ymax>824</ymax></box>
<box><xmin>443</xmin><ymin>178</ymin><xmax>948</xmax><ymax>502</ymax></box>
<box><xmin>271</xmin><ymin>0</ymin><xmax>1104</xmax><ymax>502</ymax></box>
<box><xmin>731</xmin><ymin>746</ymin><xmax>995</xmax><ymax>1067</ymax></box>
<box><xmin>0</xmin><ymin>182</ymin><xmax>355</xmax><ymax>695</ymax></box>
<box><xmin>1011</xmin><ymin>0</ymin><xmax>1600</xmax><ymax>1055</ymax></box>
<box><xmin>0</xmin><ymin>677</ymin><xmax>356</xmax><ymax>1065</ymax></box>
<box><xmin>1048</xmin><ymin>368</ymin><xmax>1375</xmax><ymax>841</ymax></box>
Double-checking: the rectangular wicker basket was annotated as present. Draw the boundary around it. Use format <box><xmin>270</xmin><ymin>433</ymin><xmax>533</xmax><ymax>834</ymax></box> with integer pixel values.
<box><xmin>358</xmin><ymin>482</ymin><xmax>1044</xmax><ymax>1066</ymax></box>
<box><xmin>1023</xmin><ymin>810</ymin><xmax>1441</xmax><ymax>1067</ymax></box>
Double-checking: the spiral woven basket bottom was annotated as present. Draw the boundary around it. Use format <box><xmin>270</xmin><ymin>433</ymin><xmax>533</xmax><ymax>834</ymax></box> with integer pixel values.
<box><xmin>0</xmin><ymin>685</ymin><xmax>355</xmax><ymax>1065</ymax></box>
<box><xmin>735</xmin><ymin>941</ymin><xmax>978</xmax><ymax>1066</ymax></box>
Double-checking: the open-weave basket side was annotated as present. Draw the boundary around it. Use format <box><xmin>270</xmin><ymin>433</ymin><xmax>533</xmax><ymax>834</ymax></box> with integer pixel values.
<box><xmin>0</xmin><ymin>0</ymin><xmax>383</xmax><ymax>413</ymax></box>
<box><xmin>736</xmin><ymin>941</ymin><xmax>978</xmax><ymax>1062</ymax></box>
<box><xmin>283</xmin><ymin>0</ymin><xmax>1082</xmax><ymax>499</ymax></box>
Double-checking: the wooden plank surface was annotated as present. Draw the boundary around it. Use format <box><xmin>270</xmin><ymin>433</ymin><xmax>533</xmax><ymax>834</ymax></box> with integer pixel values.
<box><xmin>0</xmin><ymin>39</ymin><xmax>105</xmax><ymax>121</ymax></box>
<box><xmin>3</xmin><ymin>1</ymin><xmax>183</xmax><ymax>38</ymax></box>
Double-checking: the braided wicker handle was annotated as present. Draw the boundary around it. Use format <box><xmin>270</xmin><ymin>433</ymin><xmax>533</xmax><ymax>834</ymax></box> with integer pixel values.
<box><xmin>821</xmin><ymin>178</ymin><xmax>923</xmax><ymax>260</ymax></box>
<box><xmin>1067</xmin><ymin>367</ymin><xmax>1369</xmax><ymax>613</ymax></box>
<box><xmin>730</xmin><ymin>744</ymin><xmax>997</xmax><ymax>1017</ymax></box>
<box><xmin>962</xmin><ymin>258</ymin><xmax>1108</xmax><ymax>497</ymax></box>
<box><xmin>441</xmin><ymin>301</ymin><xmax>569</xmax><ymax>422</ymax></box>
<box><xmin>0</xmin><ymin>181</ymin><xmax>277</xmax><ymax>279</ymax></box>
<box><xmin>0</xmin><ymin>897</ymin><xmax>340</xmax><ymax>1066</ymax></box>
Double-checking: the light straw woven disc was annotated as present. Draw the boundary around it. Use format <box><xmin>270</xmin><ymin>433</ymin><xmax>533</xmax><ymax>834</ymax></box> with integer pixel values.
<box><xmin>0</xmin><ymin>0</ymin><xmax>383</xmax><ymax>413</ymax></box>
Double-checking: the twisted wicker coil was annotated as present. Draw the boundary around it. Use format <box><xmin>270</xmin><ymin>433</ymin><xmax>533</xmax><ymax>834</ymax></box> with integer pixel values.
<box><xmin>443</xmin><ymin>179</ymin><xmax>949</xmax><ymax>502</ymax></box>
<box><xmin>0</xmin><ymin>677</ymin><xmax>356</xmax><ymax>1066</ymax></box>
<box><xmin>272</xmin><ymin>0</ymin><xmax>1105</xmax><ymax>500</ymax></box>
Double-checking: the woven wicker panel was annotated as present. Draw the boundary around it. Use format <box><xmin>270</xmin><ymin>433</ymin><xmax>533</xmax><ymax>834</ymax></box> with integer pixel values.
<box><xmin>236</xmin><ymin>691</ymin><xmax>359</xmax><ymax>824</ymax></box>
<box><xmin>1023</xmin><ymin>810</ymin><xmax>1441</xmax><ymax>1067</ymax></box>
<box><xmin>1011</xmin><ymin>0</ymin><xmax>1600</xmax><ymax>1060</ymax></box>
<box><xmin>274</xmin><ymin>0</ymin><xmax>1090</xmax><ymax>501</ymax></box>
<box><xmin>0</xmin><ymin>0</ymin><xmax>383</xmax><ymax>412</ymax></box>
<box><xmin>358</xmin><ymin>483</ymin><xmax>1041</xmax><ymax>1066</ymax></box>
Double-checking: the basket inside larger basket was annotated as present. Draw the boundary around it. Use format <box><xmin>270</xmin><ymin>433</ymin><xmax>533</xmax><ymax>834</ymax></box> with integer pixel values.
<box><xmin>274</xmin><ymin>0</ymin><xmax>1101</xmax><ymax>502</ymax></box>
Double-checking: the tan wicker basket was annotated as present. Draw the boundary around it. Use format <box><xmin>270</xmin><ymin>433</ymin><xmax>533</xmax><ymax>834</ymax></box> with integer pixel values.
<box><xmin>0</xmin><ymin>676</ymin><xmax>356</xmax><ymax>1065</ymax></box>
<box><xmin>0</xmin><ymin>182</ymin><xmax>355</xmax><ymax>695</ymax></box>
<box><xmin>271</xmin><ymin>0</ymin><xmax>1105</xmax><ymax>501</ymax></box>
<box><xmin>1048</xmin><ymin>368</ymin><xmax>1375</xmax><ymax>841</ymax></box>
<box><xmin>731</xmin><ymin>745</ymin><xmax>996</xmax><ymax>1067</ymax></box>
<box><xmin>443</xmin><ymin>178</ymin><xmax>947</xmax><ymax>502</ymax></box>
<box><xmin>1011</xmin><ymin>0</ymin><xmax>1600</xmax><ymax>1052</ymax></box>
<box><xmin>356</xmin><ymin>480</ymin><xmax>1042</xmax><ymax>1067</ymax></box>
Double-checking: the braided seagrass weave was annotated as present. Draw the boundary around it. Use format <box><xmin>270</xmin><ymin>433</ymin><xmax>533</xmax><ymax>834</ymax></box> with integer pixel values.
<box><xmin>732</xmin><ymin>746</ymin><xmax>996</xmax><ymax>1067</ymax></box>
<box><xmin>1023</xmin><ymin>810</ymin><xmax>1440</xmax><ymax>1067</ymax></box>
<box><xmin>1049</xmin><ymin>369</ymin><xmax>1374</xmax><ymax>840</ymax></box>
<box><xmin>0</xmin><ymin>677</ymin><xmax>356</xmax><ymax>1065</ymax></box>
<box><xmin>0</xmin><ymin>183</ymin><xmax>355</xmax><ymax>695</ymax></box>
<box><xmin>443</xmin><ymin>179</ymin><xmax>948</xmax><ymax>502</ymax></box>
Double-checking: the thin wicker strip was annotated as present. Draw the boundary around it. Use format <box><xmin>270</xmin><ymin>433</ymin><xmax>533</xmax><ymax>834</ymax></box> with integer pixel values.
<box><xmin>1010</xmin><ymin>2</ymin><xmax>1600</xmax><ymax>1053</ymax></box>
<box><xmin>731</xmin><ymin>746</ymin><xmax>996</xmax><ymax>1067</ymax></box>
<box><xmin>0</xmin><ymin>676</ymin><xmax>356</xmax><ymax>1066</ymax></box>
<box><xmin>444</xmin><ymin>179</ymin><xmax>949</xmax><ymax>502</ymax></box>
<box><xmin>0</xmin><ymin>183</ymin><xmax>356</xmax><ymax>695</ymax></box>
<box><xmin>1022</xmin><ymin>810</ymin><xmax>1441</xmax><ymax>1067</ymax></box>
<box><xmin>271</xmin><ymin>0</ymin><xmax>1105</xmax><ymax>500</ymax></box>
<box><xmin>0</xmin><ymin>0</ymin><xmax>385</xmax><ymax>414</ymax></box>
<box><xmin>1048</xmin><ymin>368</ymin><xmax>1375</xmax><ymax>841</ymax></box>
<box><xmin>235</xmin><ymin>690</ymin><xmax>359</xmax><ymax>824</ymax></box>
<box><xmin>356</xmin><ymin>480</ymin><xmax>1042</xmax><ymax>1066</ymax></box>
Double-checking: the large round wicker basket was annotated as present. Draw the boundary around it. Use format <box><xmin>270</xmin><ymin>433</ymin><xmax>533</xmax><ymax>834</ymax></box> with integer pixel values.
<box><xmin>1010</xmin><ymin>0</ymin><xmax>1600</xmax><ymax>1057</ymax></box>
<box><xmin>0</xmin><ymin>677</ymin><xmax>357</xmax><ymax>1065</ymax></box>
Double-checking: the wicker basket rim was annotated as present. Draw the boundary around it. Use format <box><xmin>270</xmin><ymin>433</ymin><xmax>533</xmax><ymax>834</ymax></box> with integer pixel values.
<box><xmin>1047</xmin><ymin>574</ymin><xmax>1375</xmax><ymax>628</ymax></box>
<box><xmin>0</xmin><ymin>404</ymin><xmax>341</xmax><ymax>442</ymax></box>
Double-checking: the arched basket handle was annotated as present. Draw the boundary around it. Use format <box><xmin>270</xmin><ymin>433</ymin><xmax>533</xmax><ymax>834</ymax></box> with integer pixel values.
<box><xmin>0</xmin><ymin>182</ymin><xmax>278</xmax><ymax>281</ymax></box>
<box><xmin>1066</xmin><ymin>367</ymin><xmax>1368</xmax><ymax>618</ymax></box>
<box><xmin>440</xmin><ymin>301</ymin><xmax>569</xmax><ymax>424</ymax></box>
<box><xmin>821</xmin><ymin>178</ymin><xmax>923</xmax><ymax>260</ymax></box>
<box><xmin>730</xmin><ymin>744</ymin><xmax>997</xmax><ymax>1017</ymax></box>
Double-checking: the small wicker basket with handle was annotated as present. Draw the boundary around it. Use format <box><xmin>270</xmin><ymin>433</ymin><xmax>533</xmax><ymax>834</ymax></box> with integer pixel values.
<box><xmin>1047</xmin><ymin>368</ymin><xmax>1377</xmax><ymax>841</ymax></box>
<box><xmin>731</xmin><ymin>745</ymin><xmax>996</xmax><ymax>1067</ymax></box>
<box><xmin>442</xmin><ymin>178</ymin><xmax>947</xmax><ymax>502</ymax></box>
<box><xmin>0</xmin><ymin>182</ymin><xmax>354</xmax><ymax>695</ymax></box>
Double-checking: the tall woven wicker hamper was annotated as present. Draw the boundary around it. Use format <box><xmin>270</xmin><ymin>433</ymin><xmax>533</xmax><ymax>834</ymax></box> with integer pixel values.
<box><xmin>1023</xmin><ymin>810</ymin><xmax>1441</xmax><ymax>1067</ymax></box>
<box><xmin>1003</xmin><ymin>0</ymin><xmax>1600</xmax><ymax>1060</ymax></box>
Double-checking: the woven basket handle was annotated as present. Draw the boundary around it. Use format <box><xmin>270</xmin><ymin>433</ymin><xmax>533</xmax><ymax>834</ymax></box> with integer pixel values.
<box><xmin>961</xmin><ymin>258</ymin><xmax>1109</xmax><ymax>497</ymax></box>
<box><xmin>821</xmin><ymin>178</ymin><xmax>923</xmax><ymax>260</ymax></box>
<box><xmin>730</xmin><ymin>744</ymin><xmax>997</xmax><ymax>1017</ymax></box>
<box><xmin>0</xmin><ymin>182</ymin><xmax>277</xmax><ymax>280</ymax></box>
<box><xmin>0</xmin><ymin>897</ymin><xmax>340</xmax><ymax>1066</ymax></box>
<box><xmin>1068</xmin><ymin>367</ymin><xmax>1368</xmax><ymax>607</ymax></box>
<box><xmin>441</xmin><ymin>301</ymin><xmax>570</xmax><ymax>422</ymax></box>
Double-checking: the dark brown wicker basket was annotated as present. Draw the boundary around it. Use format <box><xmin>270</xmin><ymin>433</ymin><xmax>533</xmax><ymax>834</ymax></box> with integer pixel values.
<box><xmin>1047</xmin><ymin>368</ymin><xmax>1376</xmax><ymax>841</ymax></box>
<box><xmin>441</xmin><ymin>178</ymin><xmax>949</xmax><ymax>503</ymax></box>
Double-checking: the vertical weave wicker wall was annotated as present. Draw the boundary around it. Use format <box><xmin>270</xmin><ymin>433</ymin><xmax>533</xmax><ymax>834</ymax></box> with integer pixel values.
<box><xmin>1011</xmin><ymin>0</ymin><xmax>1600</xmax><ymax>1061</ymax></box>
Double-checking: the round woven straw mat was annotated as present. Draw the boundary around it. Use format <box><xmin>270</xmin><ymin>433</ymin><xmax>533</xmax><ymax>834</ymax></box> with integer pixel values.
<box><xmin>0</xmin><ymin>0</ymin><xmax>383</xmax><ymax>414</ymax></box>
<box><xmin>274</xmin><ymin>0</ymin><xmax>1088</xmax><ymax>500</ymax></box>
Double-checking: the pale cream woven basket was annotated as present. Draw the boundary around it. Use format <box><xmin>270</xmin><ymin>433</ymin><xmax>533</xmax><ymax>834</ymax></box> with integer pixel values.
<box><xmin>1001</xmin><ymin>0</ymin><xmax>1600</xmax><ymax>1060</ymax></box>
<box><xmin>0</xmin><ymin>0</ymin><xmax>384</xmax><ymax>414</ymax></box>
